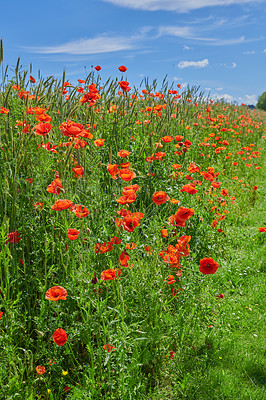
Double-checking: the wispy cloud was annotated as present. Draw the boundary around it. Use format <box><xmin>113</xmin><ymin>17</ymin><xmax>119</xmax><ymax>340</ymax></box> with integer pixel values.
<box><xmin>23</xmin><ymin>34</ymin><xmax>140</xmax><ymax>55</ymax></box>
<box><xmin>243</xmin><ymin>50</ymin><xmax>256</xmax><ymax>54</ymax></box>
<box><xmin>232</xmin><ymin>62</ymin><xmax>237</xmax><ymax>68</ymax></box>
<box><xmin>100</xmin><ymin>0</ymin><xmax>264</xmax><ymax>13</ymax></box>
<box><xmin>158</xmin><ymin>25</ymin><xmax>248</xmax><ymax>46</ymax></box>
<box><xmin>178</xmin><ymin>59</ymin><xmax>209</xmax><ymax>68</ymax></box>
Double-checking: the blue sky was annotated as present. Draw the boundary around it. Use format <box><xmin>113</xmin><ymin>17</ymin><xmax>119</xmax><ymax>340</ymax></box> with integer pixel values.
<box><xmin>1</xmin><ymin>0</ymin><xmax>266</xmax><ymax>104</ymax></box>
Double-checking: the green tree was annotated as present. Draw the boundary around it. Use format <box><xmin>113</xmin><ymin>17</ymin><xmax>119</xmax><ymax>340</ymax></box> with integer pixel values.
<box><xmin>256</xmin><ymin>91</ymin><xmax>266</xmax><ymax>111</ymax></box>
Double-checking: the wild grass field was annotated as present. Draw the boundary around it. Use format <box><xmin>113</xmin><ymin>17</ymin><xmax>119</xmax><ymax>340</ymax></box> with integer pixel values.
<box><xmin>0</xmin><ymin>61</ymin><xmax>265</xmax><ymax>400</ymax></box>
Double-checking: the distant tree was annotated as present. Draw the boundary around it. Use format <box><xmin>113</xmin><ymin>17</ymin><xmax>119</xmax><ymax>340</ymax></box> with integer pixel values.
<box><xmin>256</xmin><ymin>92</ymin><xmax>266</xmax><ymax>111</ymax></box>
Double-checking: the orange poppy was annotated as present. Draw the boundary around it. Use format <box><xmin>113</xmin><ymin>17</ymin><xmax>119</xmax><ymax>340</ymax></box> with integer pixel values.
<box><xmin>180</xmin><ymin>184</ymin><xmax>198</xmax><ymax>195</ymax></box>
<box><xmin>166</xmin><ymin>275</ymin><xmax>175</xmax><ymax>284</ymax></box>
<box><xmin>211</xmin><ymin>182</ymin><xmax>222</xmax><ymax>189</ymax></box>
<box><xmin>0</xmin><ymin>107</ymin><xmax>9</xmax><ymax>114</ymax></box>
<box><xmin>120</xmin><ymin>161</ymin><xmax>131</xmax><ymax>168</ymax></box>
<box><xmin>94</xmin><ymin>139</ymin><xmax>105</xmax><ymax>147</ymax></box>
<box><xmin>119</xmin><ymin>169</ymin><xmax>136</xmax><ymax>182</ymax></box>
<box><xmin>72</xmin><ymin>165</ymin><xmax>84</xmax><ymax>177</ymax></box>
<box><xmin>117</xmin><ymin>150</ymin><xmax>131</xmax><ymax>158</ymax></box>
<box><xmin>162</xmin><ymin>136</ymin><xmax>173</xmax><ymax>143</ymax></box>
<box><xmin>152</xmin><ymin>191</ymin><xmax>170</xmax><ymax>205</ymax></box>
<box><xmin>52</xmin><ymin>328</ymin><xmax>67</xmax><ymax>346</ymax></box>
<box><xmin>199</xmin><ymin>258</ymin><xmax>219</xmax><ymax>275</ymax></box>
<box><xmin>47</xmin><ymin>178</ymin><xmax>63</xmax><ymax>195</ymax></box>
<box><xmin>116</xmin><ymin>192</ymin><xmax>137</xmax><ymax>204</ymax></box>
<box><xmin>122</xmin><ymin>184</ymin><xmax>139</xmax><ymax>195</ymax></box>
<box><xmin>72</xmin><ymin>204</ymin><xmax>89</xmax><ymax>218</ymax></box>
<box><xmin>107</xmin><ymin>164</ymin><xmax>119</xmax><ymax>179</ymax></box>
<box><xmin>161</xmin><ymin>228</ymin><xmax>168</xmax><ymax>238</ymax></box>
<box><xmin>67</xmin><ymin>229</ymin><xmax>80</xmax><ymax>240</ymax></box>
<box><xmin>122</xmin><ymin>212</ymin><xmax>144</xmax><ymax>232</ymax></box>
<box><xmin>100</xmin><ymin>269</ymin><xmax>122</xmax><ymax>280</ymax></box>
<box><xmin>45</xmin><ymin>286</ymin><xmax>68</xmax><ymax>301</ymax></box>
<box><xmin>51</xmin><ymin>199</ymin><xmax>73</xmax><ymax>211</ymax></box>
<box><xmin>33</xmin><ymin>123</ymin><xmax>53</xmax><ymax>136</ymax></box>
<box><xmin>36</xmin><ymin>366</ymin><xmax>45</xmax><ymax>375</ymax></box>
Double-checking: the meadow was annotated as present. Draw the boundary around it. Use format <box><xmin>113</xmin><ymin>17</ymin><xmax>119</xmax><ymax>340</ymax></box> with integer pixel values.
<box><xmin>0</xmin><ymin>60</ymin><xmax>265</xmax><ymax>400</ymax></box>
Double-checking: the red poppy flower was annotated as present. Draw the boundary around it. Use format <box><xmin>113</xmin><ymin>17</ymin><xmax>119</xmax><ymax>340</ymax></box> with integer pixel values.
<box><xmin>218</xmin><ymin>294</ymin><xmax>224</xmax><ymax>299</ymax></box>
<box><xmin>47</xmin><ymin>178</ymin><xmax>63</xmax><ymax>195</ymax></box>
<box><xmin>122</xmin><ymin>212</ymin><xmax>144</xmax><ymax>232</ymax></box>
<box><xmin>36</xmin><ymin>366</ymin><xmax>45</xmax><ymax>375</ymax></box>
<box><xmin>0</xmin><ymin>311</ymin><xmax>3</xmax><ymax>319</ymax></box>
<box><xmin>152</xmin><ymin>191</ymin><xmax>170</xmax><ymax>205</ymax></box>
<box><xmin>51</xmin><ymin>199</ymin><xmax>73</xmax><ymax>211</ymax></box>
<box><xmin>30</xmin><ymin>75</ymin><xmax>36</xmax><ymax>83</ymax></box>
<box><xmin>119</xmin><ymin>81</ymin><xmax>131</xmax><ymax>92</ymax></box>
<box><xmin>52</xmin><ymin>328</ymin><xmax>67</xmax><ymax>346</ymax></box>
<box><xmin>67</xmin><ymin>229</ymin><xmax>80</xmax><ymax>240</ymax></box>
<box><xmin>45</xmin><ymin>286</ymin><xmax>68</xmax><ymax>301</ymax></box>
<box><xmin>100</xmin><ymin>269</ymin><xmax>122</xmax><ymax>280</ymax></box>
<box><xmin>0</xmin><ymin>107</ymin><xmax>9</xmax><ymax>114</ymax></box>
<box><xmin>116</xmin><ymin>192</ymin><xmax>137</xmax><ymax>204</ymax></box>
<box><xmin>118</xmin><ymin>65</ymin><xmax>127</xmax><ymax>72</ymax></box>
<box><xmin>199</xmin><ymin>258</ymin><xmax>219</xmax><ymax>275</ymax></box>
<box><xmin>258</xmin><ymin>227</ymin><xmax>266</xmax><ymax>232</ymax></box>
<box><xmin>211</xmin><ymin>182</ymin><xmax>222</xmax><ymax>189</ymax></box>
<box><xmin>168</xmin><ymin>207</ymin><xmax>195</xmax><ymax>227</ymax></box>
<box><xmin>162</xmin><ymin>136</ymin><xmax>173</xmax><ymax>143</ymax></box>
<box><xmin>180</xmin><ymin>184</ymin><xmax>198</xmax><ymax>195</ymax></box>
<box><xmin>77</xmin><ymin>79</ymin><xmax>85</xmax><ymax>84</ymax></box>
<box><xmin>72</xmin><ymin>165</ymin><xmax>84</xmax><ymax>177</ymax></box>
<box><xmin>72</xmin><ymin>204</ymin><xmax>89</xmax><ymax>218</ymax></box>
<box><xmin>94</xmin><ymin>65</ymin><xmax>101</xmax><ymax>71</ymax></box>
<box><xmin>33</xmin><ymin>123</ymin><xmax>53</xmax><ymax>136</ymax></box>
<box><xmin>6</xmin><ymin>230</ymin><xmax>21</xmax><ymax>244</ymax></box>
<box><xmin>103</xmin><ymin>344</ymin><xmax>115</xmax><ymax>352</ymax></box>
<box><xmin>59</xmin><ymin>120</ymin><xmax>92</xmax><ymax>138</ymax></box>
<box><xmin>166</xmin><ymin>275</ymin><xmax>176</xmax><ymax>285</ymax></box>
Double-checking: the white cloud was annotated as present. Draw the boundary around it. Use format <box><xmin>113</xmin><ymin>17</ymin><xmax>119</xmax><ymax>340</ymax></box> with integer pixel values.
<box><xmin>183</xmin><ymin>45</ymin><xmax>192</xmax><ymax>50</ymax></box>
<box><xmin>23</xmin><ymin>34</ymin><xmax>138</xmax><ymax>55</ymax></box>
<box><xmin>178</xmin><ymin>59</ymin><xmax>209</xmax><ymax>69</ymax></box>
<box><xmin>243</xmin><ymin>94</ymin><xmax>257</xmax><ymax>104</ymax></box>
<box><xmin>158</xmin><ymin>26</ymin><xmax>247</xmax><ymax>46</ymax></box>
<box><xmin>215</xmin><ymin>87</ymin><xmax>223</xmax><ymax>90</ymax></box>
<box><xmin>232</xmin><ymin>62</ymin><xmax>237</xmax><ymax>68</ymax></box>
<box><xmin>243</xmin><ymin>50</ymin><xmax>255</xmax><ymax>54</ymax></box>
<box><xmin>100</xmin><ymin>0</ymin><xmax>264</xmax><ymax>13</ymax></box>
<box><xmin>264</xmin><ymin>49</ymin><xmax>266</xmax><ymax>52</ymax></box>
<box><xmin>212</xmin><ymin>93</ymin><xmax>234</xmax><ymax>102</ymax></box>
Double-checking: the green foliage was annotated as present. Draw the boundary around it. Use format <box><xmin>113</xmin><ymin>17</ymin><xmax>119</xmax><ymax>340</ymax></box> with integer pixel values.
<box><xmin>256</xmin><ymin>91</ymin><xmax>266</xmax><ymax>111</ymax></box>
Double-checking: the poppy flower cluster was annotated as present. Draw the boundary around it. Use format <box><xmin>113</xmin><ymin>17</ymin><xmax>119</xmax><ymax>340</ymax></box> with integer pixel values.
<box><xmin>116</xmin><ymin>209</ymin><xmax>144</xmax><ymax>233</ymax></box>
